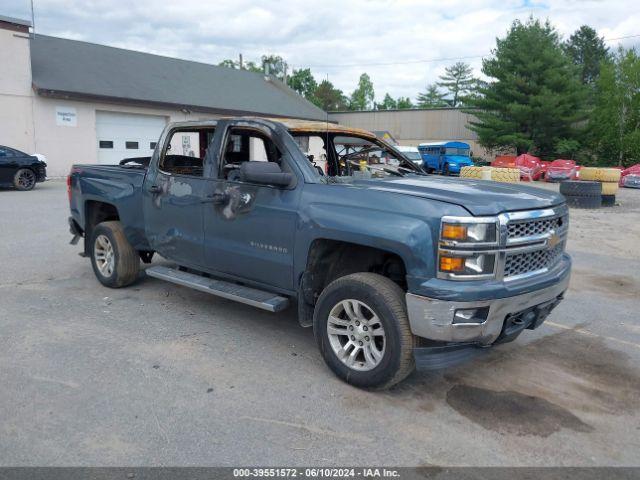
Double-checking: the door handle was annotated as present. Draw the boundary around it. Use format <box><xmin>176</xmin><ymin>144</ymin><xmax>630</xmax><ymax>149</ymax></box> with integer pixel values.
<box><xmin>148</xmin><ymin>185</ymin><xmax>161</xmax><ymax>194</ymax></box>
<box><xmin>203</xmin><ymin>192</ymin><xmax>229</xmax><ymax>205</ymax></box>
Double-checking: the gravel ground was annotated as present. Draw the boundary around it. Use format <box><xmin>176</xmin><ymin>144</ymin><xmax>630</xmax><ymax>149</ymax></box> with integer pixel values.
<box><xmin>0</xmin><ymin>179</ymin><xmax>639</xmax><ymax>466</ymax></box>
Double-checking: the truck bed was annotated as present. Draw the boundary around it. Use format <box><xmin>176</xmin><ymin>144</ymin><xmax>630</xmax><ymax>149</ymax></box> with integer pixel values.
<box><xmin>68</xmin><ymin>163</ymin><xmax>149</xmax><ymax>251</ymax></box>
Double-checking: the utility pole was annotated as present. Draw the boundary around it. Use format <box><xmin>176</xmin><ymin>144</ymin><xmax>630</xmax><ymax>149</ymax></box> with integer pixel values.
<box><xmin>30</xmin><ymin>0</ymin><xmax>36</xmax><ymax>36</ymax></box>
<box><xmin>239</xmin><ymin>53</ymin><xmax>243</xmax><ymax>69</ymax></box>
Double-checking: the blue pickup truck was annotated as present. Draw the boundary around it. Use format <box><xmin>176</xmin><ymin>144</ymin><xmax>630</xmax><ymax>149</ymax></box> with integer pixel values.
<box><xmin>68</xmin><ymin>117</ymin><xmax>571</xmax><ymax>389</ymax></box>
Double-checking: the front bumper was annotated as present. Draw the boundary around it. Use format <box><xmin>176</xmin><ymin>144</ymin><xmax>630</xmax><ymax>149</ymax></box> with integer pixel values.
<box><xmin>405</xmin><ymin>268</ymin><xmax>570</xmax><ymax>346</ymax></box>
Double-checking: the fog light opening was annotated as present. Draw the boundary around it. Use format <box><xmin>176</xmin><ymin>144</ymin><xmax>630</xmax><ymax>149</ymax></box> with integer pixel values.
<box><xmin>453</xmin><ymin>306</ymin><xmax>490</xmax><ymax>324</ymax></box>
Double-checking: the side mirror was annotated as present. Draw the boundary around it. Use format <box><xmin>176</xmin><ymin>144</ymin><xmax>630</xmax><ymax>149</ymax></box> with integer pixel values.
<box><xmin>240</xmin><ymin>161</ymin><xmax>293</xmax><ymax>187</ymax></box>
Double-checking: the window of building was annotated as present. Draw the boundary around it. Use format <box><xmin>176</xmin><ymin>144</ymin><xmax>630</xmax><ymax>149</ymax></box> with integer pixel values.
<box><xmin>125</xmin><ymin>141</ymin><xmax>139</xmax><ymax>150</ymax></box>
<box><xmin>150</xmin><ymin>142</ymin><xmax>157</xmax><ymax>150</ymax></box>
<box><xmin>99</xmin><ymin>141</ymin><xmax>113</xmax><ymax>149</ymax></box>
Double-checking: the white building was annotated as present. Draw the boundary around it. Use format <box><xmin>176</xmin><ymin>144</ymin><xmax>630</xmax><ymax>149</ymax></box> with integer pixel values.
<box><xmin>0</xmin><ymin>16</ymin><xmax>326</xmax><ymax>177</ymax></box>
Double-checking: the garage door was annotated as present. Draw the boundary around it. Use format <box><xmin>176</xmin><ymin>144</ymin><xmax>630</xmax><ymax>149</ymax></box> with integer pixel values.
<box><xmin>96</xmin><ymin>111</ymin><xmax>167</xmax><ymax>164</ymax></box>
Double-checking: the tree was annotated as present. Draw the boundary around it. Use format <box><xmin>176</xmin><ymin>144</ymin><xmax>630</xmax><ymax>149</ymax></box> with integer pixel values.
<box><xmin>378</xmin><ymin>93</ymin><xmax>397</xmax><ymax>110</ymax></box>
<box><xmin>349</xmin><ymin>73</ymin><xmax>375</xmax><ymax>110</ymax></box>
<box><xmin>588</xmin><ymin>47</ymin><xmax>640</xmax><ymax>166</ymax></box>
<box><xmin>287</xmin><ymin>68</ymin><xmax>318</xmax><ymax>100</ymax></box>
<box><xmin>396</xmin><ymin>97</ymin><xmax>413</xmax><ymax>109</ymax></box>
<box><xmin>218</xmin><ymin>57</ymin><xmax>273</xmax><ymax>74</ymax></box>
<box><xmin>218</xmin><ymin>59</ymin><xmax>239</xmax><ymax>69</ymax></box>
<box><xmin>564</xmin><ymin>25</ymin><xmax>609</xmax><ymax>87</ymax></box>
<box><xmin>261</xmin><ymin>55</ymin><xmax>287</xmax><ymax>80</ymax></box>
<box><xmin>314</xmin><ymin>79</ymin><xmax>348</xmax><ymax>111</ymax></box>
<box><xmin>416</xmin><ymin>84</ymin><xmax>447</xmax><ymax>108</ymax></box>
<box><xmin>437</xmin><ymin>62</ymin><xmax>476</xmax><ymax>107</ymax></box>
<box><xmin>467</xmin><ymin>17</ymin><xmax>586</xmax><ymax>156</ymax></box>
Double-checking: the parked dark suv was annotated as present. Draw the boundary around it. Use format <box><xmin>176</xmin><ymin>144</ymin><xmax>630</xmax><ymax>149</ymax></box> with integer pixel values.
<box><xmin>0</xmin><ymin>146</ymin><xmax>47</xmax><ymax>190</ymax></box>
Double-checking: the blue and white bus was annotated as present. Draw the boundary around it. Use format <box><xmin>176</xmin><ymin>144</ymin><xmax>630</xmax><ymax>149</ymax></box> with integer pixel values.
<box><xmin>417</xmin><ymin>141</ymin><xmax>473</xmax><ymax>175</ymax></box>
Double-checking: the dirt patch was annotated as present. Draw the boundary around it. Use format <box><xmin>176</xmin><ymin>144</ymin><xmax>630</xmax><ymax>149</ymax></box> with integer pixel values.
<box><xmin>569</xmin><ymin>269</ymin><xmax>639</xmax><ymax>299</ymax></box>
<box><xmin>446</xmin><ymin>384</ymin><xmax>593</xmax><ymax>437</ymax></box>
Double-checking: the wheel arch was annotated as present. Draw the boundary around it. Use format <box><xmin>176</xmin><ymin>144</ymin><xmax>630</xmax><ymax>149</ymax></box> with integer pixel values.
<box><xmin>83</xmin><ymin>200</ymin><xmax>121</xmax><ymax>255</ymax></box>
<box><xmin>298</xmin><ymin>238</ymin><xmax>409</xmax><ymax>307</ymax></box>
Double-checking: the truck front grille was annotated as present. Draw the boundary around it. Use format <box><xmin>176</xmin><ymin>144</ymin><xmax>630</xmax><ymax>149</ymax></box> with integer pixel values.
<box><xmin>507</xmin><ymin>215</ymin><xmax>567</xmax><ymax>241</ymax></box>
<box><xmin>504</xmin><ymin>242</ymin><xmax>565</xmax><ymax>278</ymax></box>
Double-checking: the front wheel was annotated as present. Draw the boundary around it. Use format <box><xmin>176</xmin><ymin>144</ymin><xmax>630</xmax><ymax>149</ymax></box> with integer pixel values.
<box><xmin>313</xmin><ymin>273</ymin><xmax>415</xmax><ymax>389</ymax></box>
<box><xmin>14</xmin><ymin>168</ymin><xmax>36</xmax><ymax>191</ymax></box>
<box><xmin>90</xmin><ymin>221</ymin><xmax>140</xmax><ymax>288</ymax></box>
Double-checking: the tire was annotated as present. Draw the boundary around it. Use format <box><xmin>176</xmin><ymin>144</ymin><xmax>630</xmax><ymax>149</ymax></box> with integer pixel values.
<box><xmin>602</xmin><ymin>195</ymin><xmax>616</xmax><ymax>207</ymax></box>
<box><xmin>460</xmin><ymin>166</ymin><xmax>482</xmax><ymax>179</ymax></box>
<box><xmin>559</xmin><ymin>181</ymin><xmax>601</xmax><ymax>197</ymax></box>
<box><xmin>565</xmin><ymin>194</ymin><xmax>602</xmax><ymax>209</ymax></box>
<box><xmin>13</xmin><ymin>168</ymin><xmax>37</xmax><ymax>191</ymax></box>
<box><xmin>580</xmin><ymin>167</ymin><xmax>621</xmax><ymax>182</ymax></box>
<box><xmin>491</xmin><ymin>167</ymin><xmax>520</xmax><ymax>183</ymax></box>
<box><xmin>313</xmin><ymin>273</ymin><xmax>415</xmax><ymax>390</ymax></box>
<box><xmin>601</xmin><ymin>181</ymin><xmax>619</xmax><ymax>195</ymax></box>
<box><xmin>90</xmin><ymin>221</ymin><xmax>140</xmax><ymax>288</ymax></box>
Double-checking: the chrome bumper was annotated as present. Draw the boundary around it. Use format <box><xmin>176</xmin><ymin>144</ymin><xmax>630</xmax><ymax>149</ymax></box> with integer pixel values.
<box><xmin>405</xmin><ymin>271</ymin><xmax>570</xmax><ymax>345</ymax></box>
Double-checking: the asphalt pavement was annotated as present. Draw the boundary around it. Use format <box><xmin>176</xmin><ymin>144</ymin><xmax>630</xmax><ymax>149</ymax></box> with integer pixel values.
<box><xmin>1</xmin><ymin>180</ymin><xmax>639</xmax><ymax>466</ymax></box>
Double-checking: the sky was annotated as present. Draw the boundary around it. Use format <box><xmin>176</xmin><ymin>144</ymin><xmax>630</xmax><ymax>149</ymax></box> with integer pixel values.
<box><xmin>4</xmin><ymin>0</ymin><xmax>639</xmax><ymax>103</ymax></box>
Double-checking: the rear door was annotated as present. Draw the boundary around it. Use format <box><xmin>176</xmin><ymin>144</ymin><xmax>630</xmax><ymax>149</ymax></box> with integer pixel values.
<box><xmin>201</xmin><ymin>120</ymin><xmax>302</xmax><ymax>291</ymax></box>
<box><xmin>142</xmin><ymin>124</ymin><xmax>216</xmax><ymax>268</ymax></box>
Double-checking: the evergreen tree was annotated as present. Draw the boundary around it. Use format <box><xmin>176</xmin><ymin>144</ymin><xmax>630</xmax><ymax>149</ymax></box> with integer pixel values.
<box><xmin>416</xmin><ymin>84</ymin><xmax>447</xmax><ymax>108</ymax></box>
<box><xmin>437</xmin><ymin>62</ymin><xmax>476</xmax><ymax>107</ymax></box>
<box><xmin>588</xmin><ymin>47</ymin><xmax>640</xmax><ymax>166</ymax></box>
<box><xmin>564</xmin><ymin>25</ymin><xmax>609</xmax><ymax>87</ymax></box>
<box><xmin>349</xmin><ymin>73</ymin><xmax>375</xmax><ymax>110</ymax></box>
<box><xmin>467</xmin><ymin>18</ymin><xmax>586</xmax><ymax>156</ymax></box>
<box><xmin>396</xmin><ymin>97</ymin><xmax>413</xmax><ymax>109</ymax></box>
<box><xmin>378</xmin><ymin>93</ymin><xmax>397</xmax><ymax>110</ymax></box>
<box><xmin>314</xmin><ymin>79</ymin><xmax>348</xmax><ymax>111</ymax></box>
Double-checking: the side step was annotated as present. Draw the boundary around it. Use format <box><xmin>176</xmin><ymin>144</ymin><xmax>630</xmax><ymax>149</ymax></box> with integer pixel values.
<box><xmin>145</xmin><ymin>265</ymin><xmax>289</xmax><ymax>312</ymax></box>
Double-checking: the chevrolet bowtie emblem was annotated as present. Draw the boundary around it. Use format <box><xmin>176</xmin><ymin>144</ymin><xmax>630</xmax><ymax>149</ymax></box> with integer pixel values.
<box><xmin>547</xmin><ymin>233</ymin><xmax>561</xmax><ymax>248</ymax></box>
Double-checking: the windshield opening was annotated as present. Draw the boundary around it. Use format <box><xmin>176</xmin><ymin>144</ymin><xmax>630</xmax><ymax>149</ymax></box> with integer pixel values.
<box><xmin>445</xmin><ymin>147</ymin><xmax>470</xmax><ymax>156</ymax></box>
<box><xmin>289</xmin><ymin>131</ymin><xmax>422</xmax><ymax>180</ymax></box>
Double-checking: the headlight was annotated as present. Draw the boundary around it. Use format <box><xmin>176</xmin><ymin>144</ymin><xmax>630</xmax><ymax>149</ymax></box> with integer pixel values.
<box><xmin>438</xmin><ymin>251</ymin><xmax>497</xmax><ymax>277</ymax></box>
<box><xmin>440</xmin><ymin>218</ymin><xmax>498</xmax><ymax>245</ymax></box>
<box><xmin>438</xmin><ymin>217</ymin><xmax>499</xmax><ymax>280</ymax></box>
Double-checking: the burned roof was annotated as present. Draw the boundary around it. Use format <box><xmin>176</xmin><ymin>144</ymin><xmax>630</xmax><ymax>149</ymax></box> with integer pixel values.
<box><xmin>265</xmin><ymin>118</ymin><xmax>377</xmax><ymax>139</ymax></box>
<box><xmin>30</xmin><ymin>35</ymin><xmax>327</xmax><ymax>121</ymax></box>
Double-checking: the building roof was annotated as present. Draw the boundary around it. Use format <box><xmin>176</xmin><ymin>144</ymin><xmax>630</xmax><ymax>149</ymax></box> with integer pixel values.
<box><xmin>30</xmin><ymin>35</ymin><xmax>327</xmax><ymax>121</ymax></box>
<box><xmin>0</xmin><ymin>15</ymin><xmax>32</xmax><ymax>27</ymax></box>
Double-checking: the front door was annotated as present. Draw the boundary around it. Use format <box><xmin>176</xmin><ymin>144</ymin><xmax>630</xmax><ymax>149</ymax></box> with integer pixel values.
<box><xmin>142</xmin><ymin>124</ymin><xmax>217</xmax><ymax>268</ymax></box>
<box><xmin>202</xmin><ymin>121</ymin><xmax>301</xmax><ymax>291</ymax></box>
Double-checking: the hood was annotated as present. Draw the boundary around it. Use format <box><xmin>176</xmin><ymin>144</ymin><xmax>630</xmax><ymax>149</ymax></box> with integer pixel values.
<box><xmin>350</xmin><ymin>175</ymin><xmax>564</xmax><ymax>216</ymax></box>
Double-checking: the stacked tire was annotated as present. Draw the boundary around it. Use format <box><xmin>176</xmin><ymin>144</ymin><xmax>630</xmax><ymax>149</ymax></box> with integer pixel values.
<box><xmin>579</xmin><ymin>168</ymin><xmax>621</xmax><ymax>207</ymax></box>
<box><xmin>460</xmin><ymin>166</ymin><xmax>484</xmax><ymax>178</ymax></box>
<box><xmin>460</xmin><ymin>166</ymin><xmax>520</xmax><ymax>183</ymax></box>
<box><xmin>559</xmin><ymin>181</ymin><xmax>602</xmax><ymax>209</ymax></box>
<box><xmin>491</xmin><ymin>167</ymin><xmax>520</xmax><ymax>183</ymax></box>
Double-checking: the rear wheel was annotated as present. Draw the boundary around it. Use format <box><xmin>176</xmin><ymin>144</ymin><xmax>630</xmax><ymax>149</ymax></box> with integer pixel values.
<box><xmin>90</xmin><ymin>221</ymin><xmax>140</xmax><ymax>288</ymax></box>
<box><xmin>13</xmin><ymin>168</ymin><xmax>36</xmax><ymax>191</ymax></box>
<box><xmin>313</xmin><ymin>273</ymin><xmax>415</xmax><ymax>389</ymax></box>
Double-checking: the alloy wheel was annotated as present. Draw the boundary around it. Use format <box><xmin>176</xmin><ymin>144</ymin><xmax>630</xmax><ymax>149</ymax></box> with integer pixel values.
<box><xmin>94</xmin><ymin>234</ymin><xmax>115</xmax><ymax>277</ymax></box>
<box><xmin>326</xmin><ymin>299</ymin><xmax>386</xmax><ymax>371</ymax></box>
